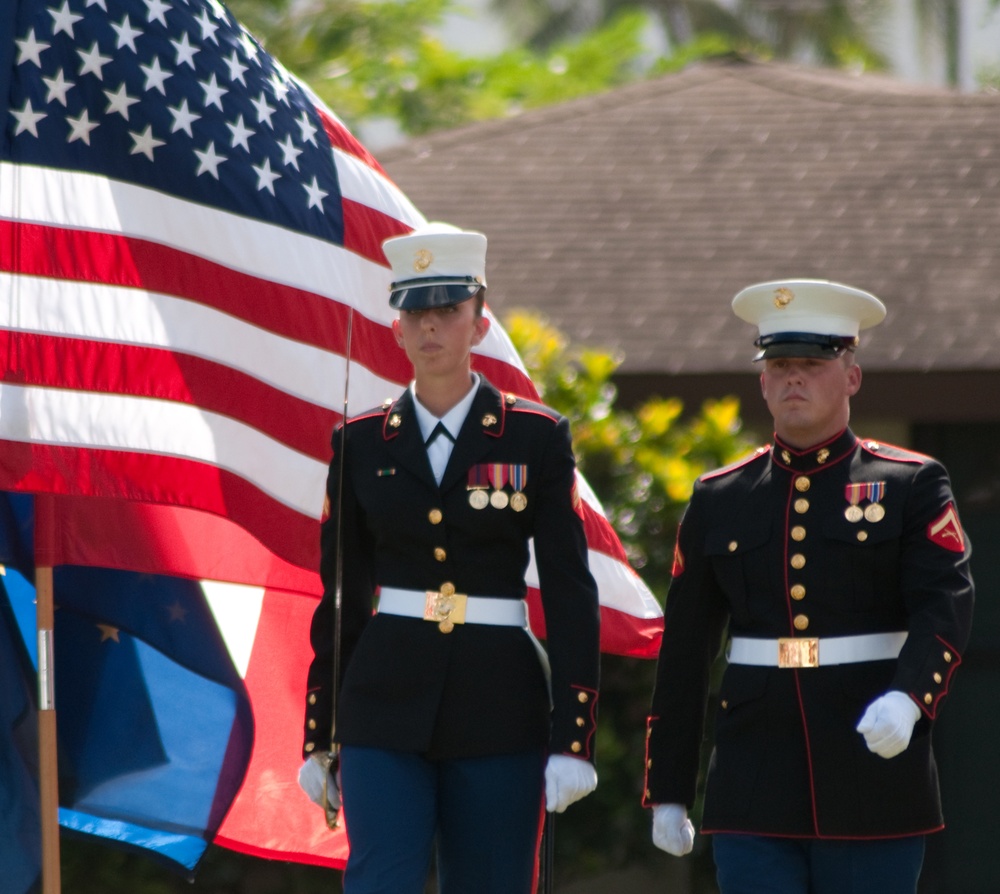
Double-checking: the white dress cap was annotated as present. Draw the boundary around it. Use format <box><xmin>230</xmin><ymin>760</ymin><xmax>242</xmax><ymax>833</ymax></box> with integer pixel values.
<box><xmin>732</xmin><ymin>279</ymin><xmax>886</xmax><ymax>360</ymax></box>
<box><xmin>383</xmin><ymin>222</ymin><xmax>487</xmax><ymax>309</ymax></box>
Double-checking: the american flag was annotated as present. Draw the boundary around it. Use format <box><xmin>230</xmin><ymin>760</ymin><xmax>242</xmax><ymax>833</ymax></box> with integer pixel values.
<box><xmin>1</xmin><ymin>0</ymin><xmax>662</xmax><ymax>875</ymax></box>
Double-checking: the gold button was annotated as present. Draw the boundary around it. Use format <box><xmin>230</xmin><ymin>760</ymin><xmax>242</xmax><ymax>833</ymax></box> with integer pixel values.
<box><xmin>793</xmin><ymin>614</ymin><xmax>809</xmax><ymax>631</ymax></box>
<box><xmin>924</xmin><ymin>693</ymin><xmax>933</xmax><ymax>705</ymax></box>
<box><xmin>645</xmin><ymin>788</ymin><xmax>651</xmax><ymax>799</ymax></box>
<box><xmin>794</xmin><ymin>498</ymin><xmax>809</xmax><ymax>514</ymax></box>
<box><xmin>308</xmin><ymin>719</ymin><xmax>317</xmax><ymax>730</ymax></box>
<box><xmin>933</xmin><ymin>673</ymin><xmax>942</xmax><ymax>684</ymax></box>
<box><xmin>943</xmin><ymin>651</ymin><xmax>953</xmax><ymax>662</ymax></box>
<box><xmin>790</xmin><ymin>584</ymin><xmax>806</xmax><ymax>601</ymax></box>
<box><xmin>576</xmin><ymin>717</ymin><xmax>585</xmax><ymax>727</ymax></box>
<box><xmin>578</xmin><ymin>691</ymin><xmax>589</xmax><ymax>703</ymax></box>
<box><xmin>308</xmin><ymin>693</ymin><xmax>317</xmax><ymax>705</ymax></box>
<box><xmin>440</xmin><ymin>581</ymin><xmax>455</xmax><ymax>596</ymax></box>
<box><xmin>790</xmin><ymin>553</ymin><xmax>806</xmax><ymax>570</ymax></box>
<box><xmin>857</xmin><ymin>530</ymin><xmax>868</xmax><ymax>542</ymax></box>
<box><xmin>791</xmin><ymin>526</ymin><xmax>806</xmax><ymax>541</ymax></box>
<box><xmin>571</xmin><ymin>741</ymin><xmax>582</xmax><ymax>753</ymax></box>
<box><xmin>646</xmin><ymin>727</ymin><xmax>652</xmax><ymax>739</ymax></box>
<box><xmin>721</xmin><ymin>699</ymin><xmax>728</xmax><ymax>709</ymax></box>
<box><xmin>305</xmin><ymin>742</ymin><xmax>315</xmax><ymax>752</ymax></box>
<box><xmin>795</xmin><ymin>476</ymin><xmax>810</xmax><ymax>492</ymax></box>
<box><xmin>647</xmin><ymin>758</ymin><xmax>653</xmax><ymax>769</ymax></box>
<box><xmin>428</xmin><ymin>509</ymin><xmax>443</xmax><ymax>525</ymax></box>
<box><xmin>434</xmin><ymin>547</ymin><xmax>447</xmax><ymax>562</ymax></box>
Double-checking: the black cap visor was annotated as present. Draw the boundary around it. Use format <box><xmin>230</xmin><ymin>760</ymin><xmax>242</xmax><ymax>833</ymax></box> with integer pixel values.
<box><xmin>389</xmin><ymin>278</ymin><xmax>482</xmax><ymax>310</ymax></box>
<box><xmin>753</xmin><ymin>332</ymin><xmax>858</xmax><ymax>362</ymax></box>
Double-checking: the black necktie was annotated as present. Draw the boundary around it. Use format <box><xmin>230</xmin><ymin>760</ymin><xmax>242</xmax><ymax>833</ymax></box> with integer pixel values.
<box><xmin>426</xmin><ymin>421</ymin><xmax>455</xmax><ymax>446</ymax></box>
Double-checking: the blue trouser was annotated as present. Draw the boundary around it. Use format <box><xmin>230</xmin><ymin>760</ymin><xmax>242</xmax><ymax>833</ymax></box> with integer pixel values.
<box><xmin>713</xmin><ymin>833</ymin><xmax>926</xmax><ymax>894</ymax></box>
<box><xmin>339</xmin><ymin>745</ymin><xmax>547</xmax><ymax>894</ymax></box>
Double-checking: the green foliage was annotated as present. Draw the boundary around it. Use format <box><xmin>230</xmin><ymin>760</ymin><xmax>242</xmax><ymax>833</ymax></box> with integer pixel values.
<box><xmin>226</xmin><ymin>0</ymin><xmax>654</xmax><ymax>137</ymax></box>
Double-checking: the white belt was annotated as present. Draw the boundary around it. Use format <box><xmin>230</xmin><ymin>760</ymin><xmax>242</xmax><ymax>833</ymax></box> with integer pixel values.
<box><xmin>377</xmin><ymin>586</ymin><xmax>528</xmax><ymax>631</ymax></box>
<box><xmin>728</xmin><ymin>631</ymin><xmax>907</xmax><ymax>669</ymax></box>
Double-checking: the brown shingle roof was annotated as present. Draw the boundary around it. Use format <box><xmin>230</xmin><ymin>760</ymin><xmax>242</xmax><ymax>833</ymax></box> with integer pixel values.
<box><xmin>379</xmin><ymin>59</ymin><xmax>1000</xmax><ymax>377</ymax></box>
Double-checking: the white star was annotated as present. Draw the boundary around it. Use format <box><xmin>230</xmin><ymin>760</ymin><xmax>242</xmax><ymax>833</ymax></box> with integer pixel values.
<box><xmin>112</xmin><ymin>15</ymin><xmax>143</xmax><ymax>52</ymax></box>
<box><xmin>104</xmin><ymin>83</ymin><xmax>140</xmax><ymax>120</ymax></box>
<box><xmin>252</xmin><ymin>156</ymin><xmax>281</xmax><ymax>195</ymax></box>
<box><xmin>200</xmin><ymin>73</ymin><xmax>227</xmax><ymax>110</ymax></box>
<box><xmin>277</xmin><ymin>133</ymin><xmax>302</xmax><ymax>169</ymax></box>
<box><xmin>50</xmin><ymin>1</ymin><xmax>84</xmax><ymax>38</ymax></box>
<box><xmin>224</xmin><ymin>51</ymin><xmax>249</xmax><ymax>85</ymax></box>
<box><xmin>303</xmin><ymin>176</ymin><xmax>328</xmax><ymax>210</ymax></box>
<box><xmin>16</xmin><ymin>30</ymin><xmax>50</xmax><ymax>67</ymax></box>
<box><xmin>296</xmin><ymin>110</ymin><xmax>318</xmax><ymax>146</ymax></box>
<box><xmin>269</xmin><ymin>71</ymin><xmax>290</xmax><ymax>103</ymax></box>
<box><xmin>145</xmin><ymin>0</ymin><xmax>171</xmax><ymax>27</ymax></box>
<box><xmin>195</xmin><ymin>141</ymin><xmax>226</xmax><ymax>179</ymax></box>
<box><xmin>168</xmin><ymin>97</ymin><xmax>200</xmax><ymax>136</ymax></box>
<box><xmin>171</xmin><ymin>32</ymin><xmax>197</xmax><ymax>69</ymax></box>
<box><xmin>251</xmin><ymin>91</ymin><xmax>276</xmax><ymax>129</ymax></box>
<box><xmin>78</xmin><ymin>42</ymin><xmax>113</xmax><ymax>80</ymax></box>
<box><xmin>11</xmin><ymin>99</ymin><xmax>46</xmax><ymax>137</ymax></box>
<box><xmin>129</xmin><ymin>125</ymin><xmax>166</xmax><ymax>161</ymax></box>
<box><xmin>43</xmin><ymin>69</ymin><xmax>73</xmax><ymax>106</ymax></box>
<box><xmin>140</xmin><ymin>56</ymin><xmax>171</xmax><ymax>94</ymax></box>
<box><xmin>226</xmin><ymin>114</ymin><xmax>254</xmax><ymax>152</ymax></box>
<box><xmin>194</xmin><ymin>8</ymin><xmax>220</xmax><ymax>45</ymax></box>
<box><xmin>85</xmin><ymin>0</ymin><xmax>108</xmax><ymax>9</ymax></box>
<box><xmin>239</xmin><ymin>28</ymin><xmax>259</xmax><ymax>60</ymax></box>
<box><xmin>67</xmin><ymin>108</ymin><xmax>99</xmax><ymax>144</ymax></box>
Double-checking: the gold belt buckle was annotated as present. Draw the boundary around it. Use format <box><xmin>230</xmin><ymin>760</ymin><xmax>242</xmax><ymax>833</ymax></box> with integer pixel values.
<box><xmin>424</xmin><ymin>590</ymin><xmax>468</xmax><ymax>633</ymax></box>
<box><xmin>778</xmin><ymin>637</ymin><xmax>819</xmax><ymax>668</ymax></box>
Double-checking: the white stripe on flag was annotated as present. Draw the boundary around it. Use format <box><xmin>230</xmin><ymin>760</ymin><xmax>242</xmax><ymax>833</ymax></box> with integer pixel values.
<box><xmin>0</xmin><ymin>383</ymin><xmax>326</xmax><ymax>516</ymax></box>
<box><xmin>1</xmin><ymin>272</ymin><xmax>400</xmax><ymax>411</ymax></box>
<box><xmin>201</xmin><ymin>580</ymin><xmax>266</xmax><ymax>679</ymax></box>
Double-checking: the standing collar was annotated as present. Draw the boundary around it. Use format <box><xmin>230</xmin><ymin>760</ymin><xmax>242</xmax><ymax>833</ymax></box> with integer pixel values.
<box><xmin>409</xmin><ymin>374</ymin><xmax>481</xmax><ymax>443</ymax></box>
<box><xmin>771</xmin><ymin>428</ymin><xmax>858</xmax><ymax>473</ymax></box>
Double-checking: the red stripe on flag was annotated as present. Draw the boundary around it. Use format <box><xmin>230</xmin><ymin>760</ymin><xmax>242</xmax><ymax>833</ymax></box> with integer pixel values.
<box><xmin>316</xmin><ymin>108</ymin><xmax>388</xmax><ymax>179</ymax></box>
<box><xmin>1</xmin><ymin>220</ymin><xmax>411</xmax><ymax>374</ymax></box>
<box><xmin>341</xmin><ymin>197</ymin><xmax>412</xmax><ymax>266</ymax></box>
<box><xmin>526</xmin><ymin>589</ymin><xmax>661</xmax><ymax>659</ymax></box>
<box><xmin>1</xmin><ymin>441</ymin><xmax>318</xmax><ymax>570</ymax></box>
<box><xmin>0</xmin><ymin>330</ymin><xmax>337</xmax><ymax>461</ymax></box>
<box><xmin>44</xmin><ymin>496</ymin><xmax>322</xmax><ymax>595</ymax></box>
<box><xmin>215</xmin><ymin>588</ymin><xmax>348</xmax><ymax>867</ymax></box>
<box><xmin>578</xmin><ymin>501</ymin><xmax>632</xmax><ymax>566</ymax></box>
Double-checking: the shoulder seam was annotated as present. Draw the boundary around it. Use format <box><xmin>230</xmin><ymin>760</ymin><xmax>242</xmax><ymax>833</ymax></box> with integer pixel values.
<box><xmin>702</xmin><ymin>445</ymin><xmax>770</xmax><ymax>481</ymax></box>
<box><xmin>859</xmin><ymin>439</ymin><xmax>932</xmax><ymax>465</ymax></box>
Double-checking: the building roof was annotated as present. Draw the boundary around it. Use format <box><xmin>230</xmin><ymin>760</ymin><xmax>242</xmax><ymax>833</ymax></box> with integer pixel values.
<box><xmin>379</xmin><ymin>59</ymin><xmax>1000</xmax><ymax>386</ymax></box>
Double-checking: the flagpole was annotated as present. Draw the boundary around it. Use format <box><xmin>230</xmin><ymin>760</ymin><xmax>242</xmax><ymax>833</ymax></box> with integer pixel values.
<box><xmin>323</xmin><ymin>306</ymin><xmax>354</xmax><ymax>828</ymax></box>
<box><xmin>35</xmin><ymin>493</ymin><xmax>62</xmax><ymax>893</ymax></box>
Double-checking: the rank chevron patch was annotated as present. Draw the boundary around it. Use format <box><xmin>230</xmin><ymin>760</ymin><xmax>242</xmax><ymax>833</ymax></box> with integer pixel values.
<box><xmin>927</xmin><ymin>503</ymin><xmax>965</xmax><ymax>553</ymax></box>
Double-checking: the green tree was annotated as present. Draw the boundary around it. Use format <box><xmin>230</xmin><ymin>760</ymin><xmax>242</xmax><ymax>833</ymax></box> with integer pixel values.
<box><xmin>226</xmin><ymin>0</ymin><xmax>659</xmax><ymax>137</ymax></box>
<box><xmin>491</xmin><ymin>0</ymin><xmax>889</xmax><ymax>71</ymax></box>
<box><xmin>502</xmin><ymin>310</ymin><xmax>756</xmax><ymax>883</ymax></box>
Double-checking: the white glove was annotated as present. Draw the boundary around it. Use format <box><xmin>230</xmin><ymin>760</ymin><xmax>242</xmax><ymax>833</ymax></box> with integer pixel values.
<box><xmin>651</xmin><ymin>803</ymin><xmax>695</xmax><ymax>856</ymax></box>
<box><xmin>856</xmin><ymin>690</ymin><xmax>921</xmax><ymax>759</ymax></box>
<box><xmin>298</xmin><ymin>754</ymin><xmax>341</xmax><ymax>811</ymax></box>
<box><xmin>544</xmin><ymin>754</ymin><xmax>597</xmax><ymax>813</ymax></box>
